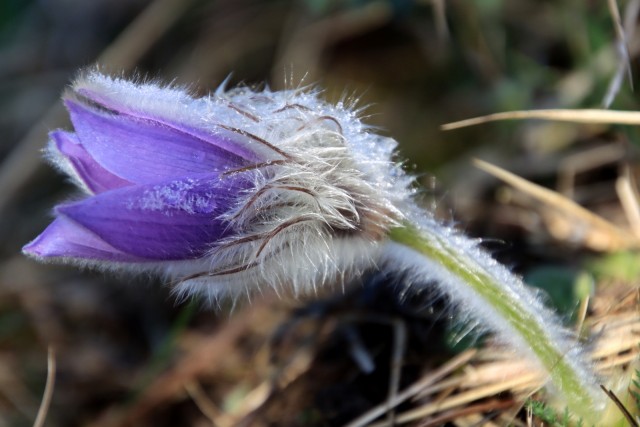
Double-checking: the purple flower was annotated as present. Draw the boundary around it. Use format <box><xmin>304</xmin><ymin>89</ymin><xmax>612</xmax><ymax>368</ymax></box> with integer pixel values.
<box><xmin>23</xmin><ymin>72</ymin><xmax>403</xmax><ymax>299</ymax></box>
<box><xmin>22</xmin><ymin>72</ymin><xmax>604</xmax><ymax>412</ymax></box>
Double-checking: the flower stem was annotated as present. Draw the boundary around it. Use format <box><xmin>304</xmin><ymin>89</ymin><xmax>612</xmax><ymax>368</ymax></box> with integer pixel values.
<box><xmin>388</xmin><ymin>223</ymin><xmax>601</xmax><ymax>417</ymax></box>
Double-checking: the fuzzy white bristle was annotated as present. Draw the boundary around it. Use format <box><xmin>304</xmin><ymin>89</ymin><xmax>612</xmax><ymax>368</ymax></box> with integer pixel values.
<box><xmin>174</xmin><ymin>92</ymin><xmax>405</xmax><ymax>298</ymax></box>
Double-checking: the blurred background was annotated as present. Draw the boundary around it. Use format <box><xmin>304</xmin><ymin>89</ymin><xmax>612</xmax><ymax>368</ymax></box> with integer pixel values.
<box><xmin>2</xmin><ymin>0</ymin><xmax>640</xmax><ymax>426</ymax></box>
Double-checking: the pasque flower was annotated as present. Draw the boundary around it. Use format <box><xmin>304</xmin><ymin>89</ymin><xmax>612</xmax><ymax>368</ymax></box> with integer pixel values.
<box><xmin>23</xmin><ymin>72</ymin><xmax>405</xmax><ymax>299</ymax></box>
<box><xmin>24</xmin><ymin>71</ymin><xmax>603</xmax><ymax>416</ymax></box>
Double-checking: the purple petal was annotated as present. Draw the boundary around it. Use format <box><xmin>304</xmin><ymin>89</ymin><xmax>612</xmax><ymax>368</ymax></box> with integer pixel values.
<box><xmin>52</xmin><ymin>173</ymin><xmax>248</xmax><ymax>260</ymax></box>
<box><xmin>51</xmin><ymin>130</ymin><xmax>132</xmax><ymax>194</ymax></box>
<box><xmin>65</xmin><ymin>99</ymin><xmax>255</xmax><ymax>184</ymax></box>
<box><xmin>75</xmin><ymin>87</ymin><xmax>268</xmax><ymax>163</ymax></box>
<box><xmin>22</xmin><ymin>216</ymin><xmax>144</xmax><ymax>262</ymax></box>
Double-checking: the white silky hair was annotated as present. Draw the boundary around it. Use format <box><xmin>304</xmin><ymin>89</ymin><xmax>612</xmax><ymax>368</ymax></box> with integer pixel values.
<box><xmin>175</xmin><ymin>89</ymin><xmax>407</xmax><ymax>299</ymax></box>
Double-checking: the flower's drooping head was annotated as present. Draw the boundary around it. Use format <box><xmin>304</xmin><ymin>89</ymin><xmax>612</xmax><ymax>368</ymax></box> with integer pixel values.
<box><xmin>23</xmin><ymin>72</ymin><xmax>411</xmax><ymax>300</ymax></box>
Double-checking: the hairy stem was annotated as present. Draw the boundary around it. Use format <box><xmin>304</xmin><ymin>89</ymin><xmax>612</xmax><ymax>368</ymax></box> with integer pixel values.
<box><xmin>388</xmin><ymin>223</ymin><xmax>602</xmax><ymax>417</ymax></box>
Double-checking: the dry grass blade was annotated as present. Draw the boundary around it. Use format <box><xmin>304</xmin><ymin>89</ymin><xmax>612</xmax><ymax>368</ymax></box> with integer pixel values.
<box><xmin>441</xmin><ymin>109</ymin><xmax>640</xmax><ymax>131</ymax></box>
<box><xmin>600</xmin><ymin>385</ymin><xmax>639</xmax><ymax>427</ymax></box>
<box><xmin>603</xmin><ymin>0</ymin><xmax>633</xmax><ymax>107</ymax></box>
<box><xmin>608</xmin><ymin>0</ymin><xmax>626</xmax><ymax>62</ymax></box>
<box><xmin>615</xmin><ymin>165</ymin><xmax>640</xmax><ymax>239</ymax></box>
<box><xmin>414</xmin><ymin>398</ymin><xmax>517</xmax><ymax>427</ymax></box>
<box><xmin>429</xmin><ymin>0</ymin><xmax>449</xmax><ymax>41</ymax></box>
<box><xmin>474</xmin><ymin>158</ymin><xmax>640</xmax><ymax>251</ymax></box>
<box><xmin>371</xmin><ymin>372</ymin><xmax>542</xmax><ymax>426</ymax></box>
<box><xmin>33</xmin><ymin>346</ymin><xmax>56</xmax><ymax>427</ymax></box>
<box><xmin>623</xmin><ymin>0</ymin><xmax>640</xmax><ymax>47</ymax></box>
<box><xmin>184</xmin><ymin>380</ymin><xmax>225</xmax><ymax>427</ymax></box>
<box><xmin>575</xmin><ymin>296</ymin><xmax>590</xmax><ymax>337</ymax></box>
<box><xmin>343</xmin><ymin>349</ymin><xmax>477</xmax><ymax>427</ymax></box>
<box><xmin>385</xmin><ymin>318</ymin><xmax>408</xmax><ymax>426</ymax></box>
<box><xmin>557</xmin><ymin>143</ymin><xmax>627</xmax><ymax>199</ymax></box>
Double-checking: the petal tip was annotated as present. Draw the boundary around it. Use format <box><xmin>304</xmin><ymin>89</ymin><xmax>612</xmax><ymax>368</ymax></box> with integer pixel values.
<box><xmin>22</xmin><ymin>234</ymin><xmax>54</xmax><ymax>261</ymax></box>
<box><xmin>22</xmin><ymin>217</ymin><xmax>143</xmax><ymax>263</ymax></box>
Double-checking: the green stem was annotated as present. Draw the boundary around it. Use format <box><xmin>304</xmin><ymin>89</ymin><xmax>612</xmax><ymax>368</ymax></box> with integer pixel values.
<box><xmin>389</xmin><ymin>223</ymin><xmax>600</xmax><ymax>418</ymax></box>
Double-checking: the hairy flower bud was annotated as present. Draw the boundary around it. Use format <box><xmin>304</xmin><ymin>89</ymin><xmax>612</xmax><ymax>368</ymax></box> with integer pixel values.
<box><xmin>23</xmin><ymin>71</ymin><xmax>408</xmax><ymax>300</ymax></box>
